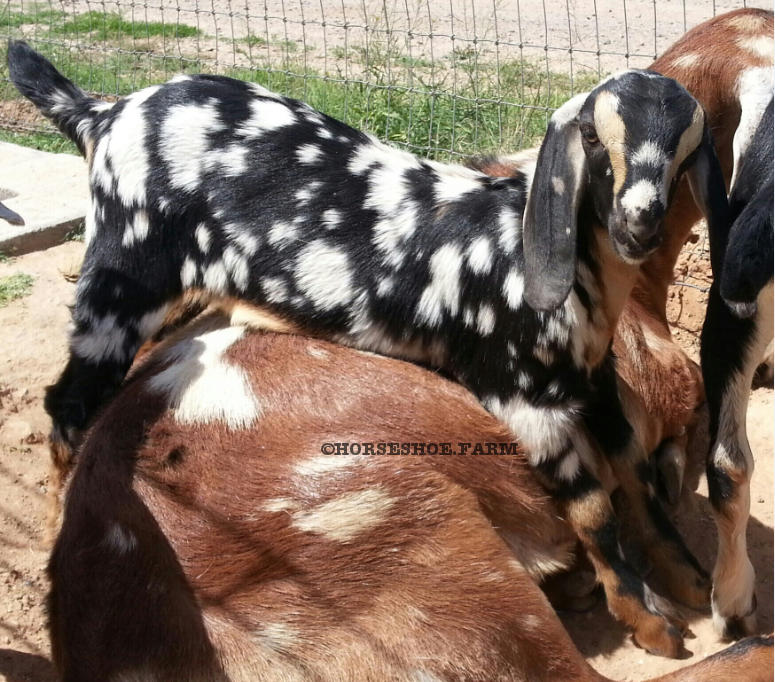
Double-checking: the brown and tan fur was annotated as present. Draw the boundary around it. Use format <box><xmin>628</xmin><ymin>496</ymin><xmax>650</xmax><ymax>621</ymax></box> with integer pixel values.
<box><xmin>49</xmin><ymin>319</ymin><xmax>773</xmax><ymax>681</ymax></box>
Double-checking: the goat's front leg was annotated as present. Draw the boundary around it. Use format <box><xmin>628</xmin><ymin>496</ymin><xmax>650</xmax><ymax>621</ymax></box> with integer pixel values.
<box><xmin>701</xmin><ymin>281</ymin><xmax>773</xmax><ymax>639</ymax></box>
<box><xmin>46</xmin><ymin>258</ymin><xmax>176</xmax><ymax>463</ymax></box>
<box><xmin>585</xmin><ymin>355</ymin><xmax>710</xmax><ymax>610</ymax></box>
<box><xmin>490</xmin><ymin>396</ymin><xmax>686</xmax><ymax>658</ymax></box>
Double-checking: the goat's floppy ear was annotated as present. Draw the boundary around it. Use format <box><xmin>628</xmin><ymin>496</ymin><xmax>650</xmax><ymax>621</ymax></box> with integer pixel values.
<box><xmin>685</xmin><ymin>120</ymin><xmax>731</xmax><ymax>280</ymax></box>
<box><xmin>523</xmin><ymin>93</ymin><xmax>588</xmax><ymax>311</ymax></box>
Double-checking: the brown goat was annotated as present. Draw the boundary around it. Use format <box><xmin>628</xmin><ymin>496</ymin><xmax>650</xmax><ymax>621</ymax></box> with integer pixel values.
<box><xmin>49</xmin><ymin>318</ymin><xmax>773</xmax><ymax>681</ymax></box>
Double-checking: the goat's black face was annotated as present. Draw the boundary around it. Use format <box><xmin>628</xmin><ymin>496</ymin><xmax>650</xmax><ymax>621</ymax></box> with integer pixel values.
<box><xmin>578</xmin><ymin>70</ymin><xmax>705</xmax><ymax>263</ymax></box>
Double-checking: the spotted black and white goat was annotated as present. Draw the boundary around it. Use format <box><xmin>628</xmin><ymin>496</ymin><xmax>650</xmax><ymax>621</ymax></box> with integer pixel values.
<box><xmin>9</xmin><ymin>41</ymin><xmax>729</xmax><ymax>656</ymax></box>
<box><xmin>701</xmin><ymin>88</ymin><xmax>773</xmax><ymax>641</ymax></box>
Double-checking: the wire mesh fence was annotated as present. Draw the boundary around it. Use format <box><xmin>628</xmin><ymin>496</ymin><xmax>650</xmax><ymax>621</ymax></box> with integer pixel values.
<box><xmin>0</xmin><ymin>0</ymin><xmax>764</xmax><ymax>158</ymax></box>
<box><xmin>0</xmin><ymin>0</ymin><xmax>767</xmax><ymax>312</ymax></box>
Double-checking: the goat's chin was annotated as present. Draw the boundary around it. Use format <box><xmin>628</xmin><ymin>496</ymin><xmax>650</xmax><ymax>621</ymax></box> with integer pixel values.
<box><xmin>610</xmin><ymin>233</ymin><xmax>656</xmax><ymax>266</ymax></box>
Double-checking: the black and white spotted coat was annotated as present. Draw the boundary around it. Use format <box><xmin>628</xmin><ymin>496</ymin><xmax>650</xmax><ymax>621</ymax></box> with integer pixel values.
<box><xmin>11</xmin><ymin>40</ymin><xmax>733</xmax><ymax>646</ymax></box>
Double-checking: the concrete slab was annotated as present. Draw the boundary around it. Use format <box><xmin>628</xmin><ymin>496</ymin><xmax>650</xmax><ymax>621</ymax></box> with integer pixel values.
<box><xmin>0</xmin><ymin>141</ymin><xmax>89</xmax><ymax>256</ymax></box>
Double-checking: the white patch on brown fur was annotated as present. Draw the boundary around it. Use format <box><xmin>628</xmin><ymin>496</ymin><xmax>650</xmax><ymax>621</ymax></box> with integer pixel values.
<box><xmin>728</xmin><ymin>12</ymin><xmax>770</xmax><ymax>33</ymax></box>
<box><xmin>147</xmin><ymin>325</ymin><xmax>260</xmax><ymax>429</ymax></box>
<box><xmin>291</xmin><ymin>487</ymin><xmax>395</xmax><ymax>542</ymax></box>
<box><xmin>254</xmin><ymin>622</ymin><xmax>300</xmax><ymax>654</ymax></box>
<box><xmin>736</xmin><ymin>35</ymin><xmax>774</xmax><ymax>60</ymax></box>
<box><xmin>669</xmin><ymin>53</ymin><xmax>701</xmax><ymax>69</ymax></box>
<box><xmin>294</xmin><ymin>455</ymin><xmax>364</xmax><ymax>477</ymax></box>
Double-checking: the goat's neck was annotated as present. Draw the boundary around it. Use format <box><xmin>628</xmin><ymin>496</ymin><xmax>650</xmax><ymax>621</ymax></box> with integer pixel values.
<box><xmin>575</xmin><ymin>224</ymin><xmax>640</xmax><ymax>369</ymax></box>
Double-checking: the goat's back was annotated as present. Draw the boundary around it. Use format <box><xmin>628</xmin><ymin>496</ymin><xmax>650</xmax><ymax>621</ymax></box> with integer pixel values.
<box><xmin>50</xmin><ymin>318</ymin><xmax>590</xmax><ymax>681</ymax></box>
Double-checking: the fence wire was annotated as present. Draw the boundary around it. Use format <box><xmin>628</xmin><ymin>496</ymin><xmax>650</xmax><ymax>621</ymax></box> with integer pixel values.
<box><xmin>0</xmin><ymin>0</ymin><xmax>764</xmax><ymax>157</ymax></box>
<box><xmin>0</xmin><ymin>0</ymin><xmax>766</xmax><ymax>313</ymax></box>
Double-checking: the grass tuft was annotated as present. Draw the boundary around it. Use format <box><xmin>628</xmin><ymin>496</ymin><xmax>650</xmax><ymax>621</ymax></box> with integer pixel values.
<box><xmin>0</xmin><ymin>273</ymin><xmax>34</xmax><ymax>307</ymax></box>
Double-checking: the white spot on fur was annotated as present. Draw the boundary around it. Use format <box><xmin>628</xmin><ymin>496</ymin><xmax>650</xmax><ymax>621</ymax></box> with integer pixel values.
<box><xmin>212</xmin><ymin>143</ymin><xmax>248</xmax><ymax>176</ymax></box>
<box><xmin>147</xmin><ymin>325</ymin><xmax>260</xmax><ymax>428</ymax></box>
<box><xmin>416</xmin><ymin>243</ymin><xmax>463</xmax><ymax>326</ymax></box>
<box><xmin>255</xmin><ymin>622</ymin><xmax>299</xmax><ymax>654</ymax></box>
<box><xmin>321</xmin><ymin>208</ymin><xmax>342</xmax><ymax>230</ymax></box>
<box><xmin>632</xmin><ymin>140</ymin><xmax>667</xmax><ymax>167</ymax></box>
<box><xmin>551</xmin><ymin>176</ymin><xmax>565</xmax><ymax>195</ymax></box>
<box><xmin>670</xmin><ymin>53</ymin><xmax>700</xmax><ymax>69</ymax></box>
<box><xmin>181</xmin><ymin>257</ymin><xmax>198</xmax><ymax>287</ymax></box>
<box><xmin>262</xmin><ymin>276</ymin><xmax>289</xmax><ymax>303</ymax></box>
<box><xmin>295</xmin><ymin>182</ymin><xmax>321</xmax><ymax>205</ymax></box>
<box><xmin>248</xmin><ymin>83</ymin><xmax>284</xmax><ymax>100</ymax></box>
<box><xmin>736</xmin><ymin>35</ymin><xmax>774</xmax><ymax>59</ymax></box>
<box><xmin>503</xmin><ymin>269</ymin><xmax>524</xmax><ymax>310</ymax></box>
<box><xmin>430</xmin><ymin>163</ymin><xmax>483</xmax><ymax>203</ymax></box>
<box><xmin>466</xmin><ymin>236</ymin><xmax>492</xmax><ymax>275</ymax></box>
<box><xmin>376</xmin><ymin>276</ymin><xmax>394</xmax><ymax>297</ymax></box>
<box><xmin>291</xmin><ymin>486</ymin><xmax>395</xmax><ymax>542</ymax></box>
<box><xmin>348</xmin><ymin>137</ymin><xmax>420</xmax><ymax>175</ymax></box>
<box><xmin>557</xmin><ymin>451</ymin><xmax>581</xmax><ymax>482</ymax></box>
<box><xmin>223</xmin><ymin>246</ymin><xmax>250</xmax><ymax>291</ymax></box>
<box><xmin>295</xmin><ymin>455</ymin><xmax>363</xmax><ymax>477</ymax></box>
<box><xmin>203</xmin><ymin>259</ymin><xmax>229</xmax><ymax>294</ymax></box>
<box><xmin>195</xmin><ymin>223</ymin><xmax>211</xmax><ymax>253</ymax></box>
<box><xmin>477</xmin><ymin>304</ymin><xmax>496</xmax><ymax>336</ymax></box>
<box><xmin>263</xmin><ymin>497</ymin><xmax>297</xmax><ymax>513</ymax></box>
<box><xmin>295</xmin><ymin>240</ymin><xmax>354</xmax><ymax>310</ymax></box>
<box><xmin>487</xmin><ymin>394</ymin><xmax>581</xmax><ymax>466</ymax></box>
<box><xmin>92</xmin><ymin>86</ymin><xmax>159</xmax><ymax>206</ymax></box>
<box><xmin>121</xmin><ymin>209</ymin><xmax>150</xmax><ymax>247</ymax></box>
<box><xmin>296</xmin><ymin>143</ymin><xmax>323</xmax><ymax>165</ymax></box>
<box><xmin>498</xmin><ymin>206</ymin><xmax>520</xmax><ymax>254</ymax></box>
<box><xmin>161</xmin><ymin>102</ymin><xmax>226</xmax><ymax>192</ymax></box>
<box><xmin>621</xmin><ymin>179</ymin><xmax>660</xmax><ymax>213</ymax></box>
<box><xmin>71</xmin><ymin>313</ymin><xmax>128</xmax><ymax>363</ymax></box>
<box><xmin>237</xmin><ymin>98</ymin><xmax>297</xmax><ymax>138</ymax></box>
<box><xmin>268</xmin><ymin>220</ymin><xmax>298</xmax><ymax>249</ymax></box>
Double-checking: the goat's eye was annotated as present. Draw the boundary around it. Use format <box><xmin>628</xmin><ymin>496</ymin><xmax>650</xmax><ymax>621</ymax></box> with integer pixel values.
<box><xmin>580</xmin><ymin>125</ymin><xmax>599</xmax><ymax>145</ymax></box>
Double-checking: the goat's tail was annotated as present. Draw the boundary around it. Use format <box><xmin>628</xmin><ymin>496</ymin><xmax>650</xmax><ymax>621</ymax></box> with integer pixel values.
<box><xmin>645</xmin><ymin>634</ymin><xmax>773</xmax><ymax>682</ymax></box>
<box><xmin>7</xmin><ymin>40</ymin><xmax>107</xmax><ymax>156</ymax></box>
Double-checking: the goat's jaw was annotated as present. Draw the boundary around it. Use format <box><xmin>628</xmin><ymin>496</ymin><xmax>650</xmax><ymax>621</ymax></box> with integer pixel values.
<box><xmin>609</xmin><ymin>223</ymin><xmax>662</xmax><ymax>265</ymax></box>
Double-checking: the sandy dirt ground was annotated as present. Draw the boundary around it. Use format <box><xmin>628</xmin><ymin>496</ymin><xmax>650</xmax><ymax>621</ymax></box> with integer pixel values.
<box><xmin>0</xmin><ymin>232</ymin><xmax>771</xmax><ymax>681</ymax></box>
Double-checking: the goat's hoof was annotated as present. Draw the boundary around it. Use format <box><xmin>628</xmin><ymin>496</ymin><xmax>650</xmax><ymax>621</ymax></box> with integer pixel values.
<box><xmin>713</xmin><ymin>595</ymin><xmax>758</xmax><ymax>641</ymax></box>
<box><xmin>632</xmin><ymin>620</ymin><xmax>687</xmax><ymax>659</ymax></box>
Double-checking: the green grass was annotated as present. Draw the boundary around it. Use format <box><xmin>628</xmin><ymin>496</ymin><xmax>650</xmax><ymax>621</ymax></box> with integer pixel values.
<box><xmin>0</xmin><ymin>7</ymin><xmax>200</xmax><ymax>40</ymax></box>
<box><xmin>0</xmin><ymin>129</ymin><xmax>78</xmax><ymax>154</ymax></box>
<box><xmin>53</xmin><ymin>11</ymin><xmax>200</xmax><ymax>41</ymax></box>
<box><xmin>0</xmin><ymin>273</ymin><xmax>34</xmax><ymax>307</ymax></box>
<box><xmin>0</xmin><ymin>9</ymin><xmax>599</xmax><ymax>158</ymax></box>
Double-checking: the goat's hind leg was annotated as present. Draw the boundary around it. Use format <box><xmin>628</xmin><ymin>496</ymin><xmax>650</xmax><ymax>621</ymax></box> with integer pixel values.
<box><xmin>585</xmin><ymin>356</ymin><xmax>710</xmax><ymax>610</ymax></box>
<box><xmin>702</xmin><ymin>281</ymin><xmax>773</xmax><ymax>639</ymax></box>
<box><xmin>493</xmin><ymin>397</ymin><xmax>686</xmax><ymax>658</ymax></box>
